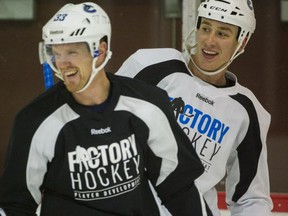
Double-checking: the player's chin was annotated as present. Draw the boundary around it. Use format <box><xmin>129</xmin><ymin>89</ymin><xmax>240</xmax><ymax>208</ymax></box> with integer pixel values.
<box><xmin>65</xmin><ymin>82</ymin><xmax>82</xmax><ymax>93</ymax></box>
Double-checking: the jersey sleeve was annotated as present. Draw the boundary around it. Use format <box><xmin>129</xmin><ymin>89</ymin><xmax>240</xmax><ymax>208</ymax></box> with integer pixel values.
<box><xmin>116</xmin><ymin>48</ymin><xmax>186</xmax><ymax>80</ymax></box>
<box><xmin>143</xmin><ymin>90</ymin><xmax>208</xmax><ymax>215</ymax></box>
<box><xmin>0</xmin><ymin>110</ymin><xmax>41</xmax><ymax>216</ymax></box>
<box><xmin>226</xmin><ymin>91</ymin><xmax>273</xmax><ymax>216</ymax></box>
<box><xmin>116</xmin><ymin>49</ymin><xmax>150</xmax><ymax>78</ymax></box>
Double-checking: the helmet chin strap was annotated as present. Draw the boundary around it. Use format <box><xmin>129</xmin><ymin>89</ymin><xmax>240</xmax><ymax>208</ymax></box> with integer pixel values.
<box><xmin>76</xmin><ymin>50</ymin><xmax>112</xmax><ymax>93</ymax></box>
<box><xmin>184</xmin><ymin>28</ymin><xmax>245</xmax><ymax>76</ymax></box>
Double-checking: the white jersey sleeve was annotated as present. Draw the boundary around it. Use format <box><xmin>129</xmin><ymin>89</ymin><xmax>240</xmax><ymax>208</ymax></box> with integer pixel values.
<box><xmin>225</xmin><ymin>86</ymin><xmax>272</xmax><ymax>216</ymax></box>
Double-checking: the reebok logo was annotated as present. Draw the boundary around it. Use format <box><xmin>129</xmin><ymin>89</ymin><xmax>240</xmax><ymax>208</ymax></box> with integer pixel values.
<box><xmin>196</xmin><ymin>93</ymin><xmax>214</xmax><ymax>106</ymax></box>
<box><xmin>91</xmin><ymin>127</ymin><xmax>112</xmax><ymax>135</ymax></box>
<box><xmin>49</xmin><ymin>30</ymin><xmax>64</xmax><ymax>35</ymax></box>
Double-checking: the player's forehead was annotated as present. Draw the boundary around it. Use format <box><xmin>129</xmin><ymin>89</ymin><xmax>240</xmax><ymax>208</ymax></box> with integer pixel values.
<box><xmin>52</xmin><ymin>42</ymin><xmax>88</xmax><ymax>52</ymax></box>
<box><xmin>200</xmin><ymin>17</ymin><xmax>238</xmax><ymax>32</ymax></box>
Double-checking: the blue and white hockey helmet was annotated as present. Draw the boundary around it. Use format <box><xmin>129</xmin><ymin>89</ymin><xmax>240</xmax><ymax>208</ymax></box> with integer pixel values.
<box><xmin>42</xmin><ymin>2</ymin><xmax>112</xmax><ymax>84</ymax></box>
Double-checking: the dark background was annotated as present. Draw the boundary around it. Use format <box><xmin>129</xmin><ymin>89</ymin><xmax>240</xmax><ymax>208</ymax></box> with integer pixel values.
<box><xmin>0</xmin><ymin>0</ymin><xmax>287</xmax><ymax>193</ymax></box>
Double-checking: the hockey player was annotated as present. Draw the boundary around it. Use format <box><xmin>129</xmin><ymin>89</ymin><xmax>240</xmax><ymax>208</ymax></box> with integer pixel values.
<box><xmin>116</xmin><ymin>0</ymin><xmax>273</xmax><ymax>215</ymax></box>
<box><xmin>0</xmin><ymin>2</ymin><xmax>210</xmax><ymax>216</ymax></box>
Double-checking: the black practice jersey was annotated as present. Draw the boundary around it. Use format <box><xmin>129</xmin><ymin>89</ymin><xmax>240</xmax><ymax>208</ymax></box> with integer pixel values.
<box><xmin>0</xmin><ymin>73</ymin><xmax>205</xmax><ymax>216</ymax></box>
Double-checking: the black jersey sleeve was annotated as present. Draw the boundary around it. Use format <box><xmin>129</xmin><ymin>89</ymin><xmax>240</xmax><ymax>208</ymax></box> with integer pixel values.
<box><xmin>0</xmin><ymin>109</ymin><xmax>39</xmax><ymax>216</ymax></box>
<box><xmin>143</xmin><ymin>89</ymin><xmax>206</xmax><ymax>215</ymax></box>
<box><xmin>0</xmin><ymin>84</ymin><xmax>64</xmax><ymax>216</ymax></box>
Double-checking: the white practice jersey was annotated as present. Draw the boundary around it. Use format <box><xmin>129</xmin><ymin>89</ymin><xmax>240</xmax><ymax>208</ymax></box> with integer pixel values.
<box><xmin>116</xmin><ymin>48</ymin><xmax>273</xmax><ymax>216</ymax></box>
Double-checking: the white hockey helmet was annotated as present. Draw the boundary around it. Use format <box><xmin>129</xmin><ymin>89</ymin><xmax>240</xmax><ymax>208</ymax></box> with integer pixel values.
<box><xmin>185</xmin><ymin>0</ymin><xmax>256</xmax><ymax>76</ymax></box>
<box><xmin>196</xmin><ymin>0</ymin><xmax>256</xmax><ymax>43</ymax></box>
<box><xmin>42</xmin><ymin>2</ymin><xmax>112</xmax><ymax>92</ymax></box>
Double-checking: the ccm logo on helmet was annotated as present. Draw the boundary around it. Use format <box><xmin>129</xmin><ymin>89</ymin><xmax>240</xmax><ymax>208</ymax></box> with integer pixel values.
<box><xmin>209</xmin><ymin>6</ymin><xmax>227</xmax><ymax>12</ymax></box>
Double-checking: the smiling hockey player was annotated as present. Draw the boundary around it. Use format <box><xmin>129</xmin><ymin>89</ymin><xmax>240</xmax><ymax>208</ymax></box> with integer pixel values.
<box><xmin>0</xmin><ymin>2</ymin><xmax>210</xmax><ymax>216</ymax></box>
<box><xmin>116</xmin><ymin>0</ymin><xmax>273</xmax><ymax>215</ymax></box>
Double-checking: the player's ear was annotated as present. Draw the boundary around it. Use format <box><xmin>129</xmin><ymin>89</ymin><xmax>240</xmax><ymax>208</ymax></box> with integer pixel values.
<box><xmin>95</xmin><ymin>41</ymin><xmax>107</xmax><ymax>67</ymax></box>
<box><xmin>99</xmin><ymin>41</ymin><xmax>107</xmax><ymax>56</ymax></box>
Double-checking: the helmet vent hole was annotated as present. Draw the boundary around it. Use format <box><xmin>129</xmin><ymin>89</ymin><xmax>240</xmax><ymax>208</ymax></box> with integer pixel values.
<box><xmin>203</xmin><ymin>4</ymin><xmax>207</xmax><ymax>8</ymax></box>
<box><xmin>221</xmin><ymin>16</ymin><xmax>224</xmax><ymax>19</ymax></box>
<box><xmin>231</xmin><ymin>11</ymin><xmax>237</xmax><ymax>15</ymax></box>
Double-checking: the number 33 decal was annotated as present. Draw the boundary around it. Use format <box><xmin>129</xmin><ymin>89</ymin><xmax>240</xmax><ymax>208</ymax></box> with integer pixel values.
<box><xmin>53</xmin><ymin>14</ymin><xmax>68</xmax><ymax>21</ymax></box>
